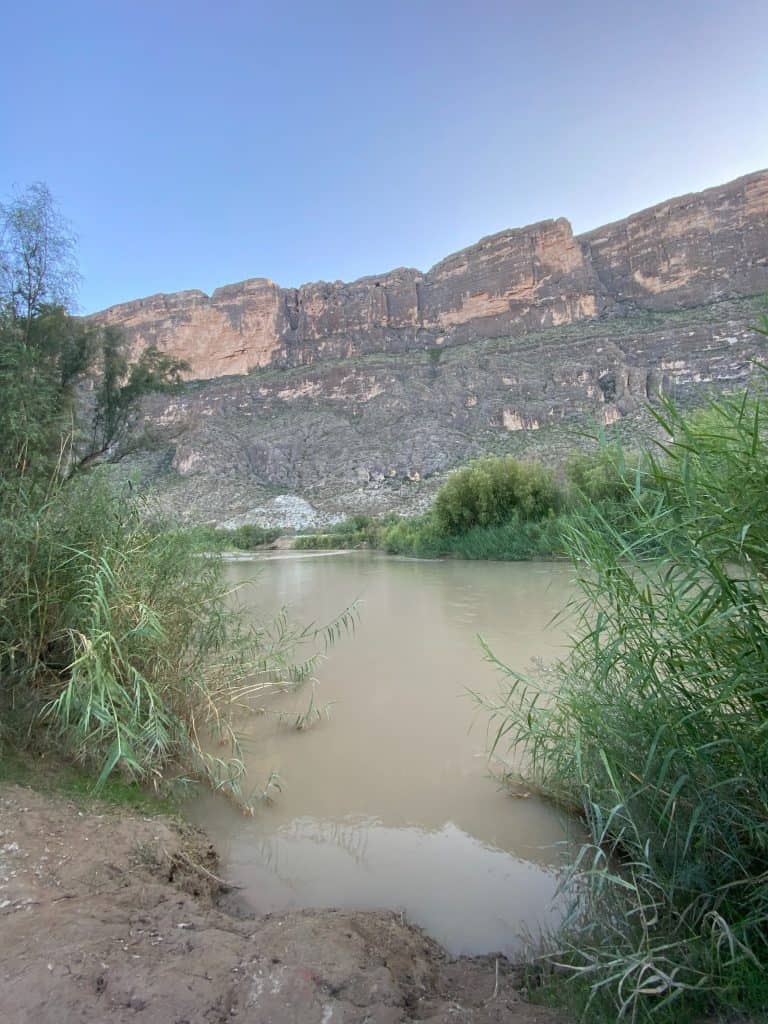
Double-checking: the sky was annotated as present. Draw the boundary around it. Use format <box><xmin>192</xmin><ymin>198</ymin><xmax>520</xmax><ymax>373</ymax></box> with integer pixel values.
<box><xmin>2</xmin><ymin>1</ymin><xmax>767</xmax><ymax>314</ymax></box>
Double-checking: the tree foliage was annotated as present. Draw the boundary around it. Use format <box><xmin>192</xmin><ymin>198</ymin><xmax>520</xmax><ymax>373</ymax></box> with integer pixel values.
<box><xmin>565</xmin><ymin>443</ymin><xmax>644</xmax><ymax>505</ymax></box>
<box><xmin>0</xmin><ymin>184</ymin><xmax>354</xmax><ymax>802</ymax></box>
<box><xmin>0</xmin><ymin>184</ymin><xmax>185</xmax><ymax>477</ymax></box>
<box><xmin>84</xmin><ymin>326</ymin><xmax>186</xmax><ymax>466</ymax></box>
<box><xmin>433</xmin><ymin>455</ymin><xmax>562</xmax><ymax>534</ymax></box>
<box><xmin>0</xmin><ymin>182</ymin><xmax>80</xmax><ymax>331</ymax></box>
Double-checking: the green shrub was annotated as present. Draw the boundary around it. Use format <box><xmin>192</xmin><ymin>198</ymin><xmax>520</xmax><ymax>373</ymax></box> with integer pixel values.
<box><xmin>565</xmin><ymin>444</ymin><xmax>645</xmax><ymax>505</ymax></box>
<box><xmin>0</xmin><ymin>185</ymin><xmax>355</xmax><ymax>802</ymax></box>
<box><xmin>433</xmin><ymin>456</ymin><xmax>562</xmax><ymax>534</ymax></box>
<box><xmin>293</xmin><ymin>516</ymin><xmax>381</xmax><ymax>550</ymax></box>
<box><xmin>294</xmin><ymin>533</ymin><xmax>350</xmax><ymax>550</ymax></box>
<box><xmin>176</xmin><ymin>524</ymin><xmax>227</xmax><ymax>552</ymax></box>
<box><xmin>225</xmin><ymin>523</ymin><xmax>282</xmax><ymax>549</ymax></box>
<box><xmin>374</xmin><ymin>510</ymin><xmax>565</xmax><ymax>561</ymax></box>
<box><xmin>371</xmin><ymin>456</ymin><xmax>566</xmax><ymax>561</ymax></box>
<box><xmin>437</xmin><ymin>515</ymin><xmax>565</xmax><ymax>560</ymax></box>
<box><xmin>177</xmin><ymin>523</ymin><xmax>282</xmax><ymax>552</ymax></box>
<box><xmin>377</xmin><ymin>514</ymin><xmax>440</xmax><ymax>556</ymax></box>
<box><xmin>328</xmin><ymin>514</ymin><xmax>374</xmax><ymax>535</ymax></box>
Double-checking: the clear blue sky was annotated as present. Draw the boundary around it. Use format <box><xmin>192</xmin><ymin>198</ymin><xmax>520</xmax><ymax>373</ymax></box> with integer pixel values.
<box><xmin>2</xmin><ymin>1</ymin><xmax>767</xmax><ymax>313</ymax></box>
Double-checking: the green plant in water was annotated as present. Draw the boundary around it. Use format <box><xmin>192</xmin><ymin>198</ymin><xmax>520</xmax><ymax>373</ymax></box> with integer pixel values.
<box><xmin>476</xmin><ymin>359</ymin><xmax>768</xmax><ymax>1021</ymax></box>
<box><xmin>250</xmin><ymin>769</ymin><xmax>283</xmax><ymax>806</ymax></box>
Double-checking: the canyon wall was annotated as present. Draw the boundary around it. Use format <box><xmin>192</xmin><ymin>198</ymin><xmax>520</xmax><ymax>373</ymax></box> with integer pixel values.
<box><xmin>98</xmin><ymin>170</ymin><xmax>768</xmax><ymax>525</ymax></box>
<box><xmin>93</xmin><ymin>170</ymin><xmax>768</xmax><ymax>382</ymax></box>
<box><xmin>580</xmin><ymin>170</ymin><xmax>768</xmax><ymax>310</ymax></box>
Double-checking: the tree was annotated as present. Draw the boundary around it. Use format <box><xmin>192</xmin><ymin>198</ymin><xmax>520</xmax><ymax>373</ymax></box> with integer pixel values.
<box><xmin>0</xmin><ymin>183</ymin><xmax>80</xmax><ymax>338</ymax></box>
<box><xmin>83</xmin><ymin>327</ymin><xmax>186</xmax><ymax>468</ymax></box>
<box><xmin>433</xmin><ymin>456</ymin><xmax>562</xmax><ymax>534</ymax></box>
<box><xmin>0</xmin><ymin>184</ymin><xmax>185</xmax><ymax>477</ymax></box>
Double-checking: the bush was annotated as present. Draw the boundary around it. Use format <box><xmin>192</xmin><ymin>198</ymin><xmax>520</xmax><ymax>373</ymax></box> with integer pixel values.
<box><xmin>565</xmin><ymin>444</ymin><xmax>645</xmax><ymax>505</ymax></box>
<box><xmin>433</xmin><ymin>456</ymin><xmax>562</xmax><ymax>534</ymax></box>
<box><xmin>327</xmin><ymin>514</ymin><xmax>374</xmax><ymax>535</ymax></box>
<box><xmin>0</xmin><ymin>185</ymin><xmax>356</xmax><ymax>801</ymax></box>
<box><xmin>294</xmin><ymin>533</ymin><xmax>353</xmax><ymax>550</ymax></box>
<box><xmin>225</xmin><ymin>523</ymin><xmax>282</xmax><ymax>550</ymax></box>
<box><xmin>293</xmin><ymin>516</ymin><xmax>380</xmax><ymax>551</ymax></box>
<box><xmin>178</xmin><ymin>523</ymin><xmax>282</xmax><ymax>552</ymax></box>
<box><xmin>436</xmin><ymin>515</ymin><xmax>565</xmax><ymax>560</ymax></box>
<box><xmin>374</xmin><ymin>510</ymin><xmax>565</xmax><ymax>561</ymax></box>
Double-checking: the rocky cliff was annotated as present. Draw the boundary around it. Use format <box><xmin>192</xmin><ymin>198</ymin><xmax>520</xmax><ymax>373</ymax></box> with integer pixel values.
<box><xmin>97</xmin><ymin>171</ymin><xmax>768</xmax><ymax>526</ymax></box>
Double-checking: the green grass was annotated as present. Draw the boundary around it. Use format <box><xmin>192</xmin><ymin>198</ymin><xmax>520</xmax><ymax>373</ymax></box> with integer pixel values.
<box><xmin>0</xmin><ymin>747</ymin><xmax>176</xmax><ymax>815</ymax></box>
<box><xmin>294</xmin><ymin>532</ymin><xmax>364</xmax><ymax>550</ymax></box>
<box><xmin>374</xmin><ymin>512</ymin><xmax>566</xmax><ymax>560</ymax></box>
<box><xmin>0</xmin><ymin>194</ymin><xmax>355</xmax><ymax>813</ymax></box>
<box><xmin>181</xmin><ymin>522</ymin><xmax>283</xmax><ymax>551</ymax></box>
<box><xmin>294</xmin><ymin>517</ymin><xmax>374</xmax><ymax>550</ymax></box>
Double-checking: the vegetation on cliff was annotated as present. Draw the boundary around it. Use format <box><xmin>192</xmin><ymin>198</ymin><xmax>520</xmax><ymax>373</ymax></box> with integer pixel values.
<box><xmin>0</xmin><ymin>185</ymin><xmax>351</xmax><ymax>802</ymax></box>
<box><xmin>479</xmin><ymin>348</ymin><xmax>768</xmax><ymax>1021</ymax></box>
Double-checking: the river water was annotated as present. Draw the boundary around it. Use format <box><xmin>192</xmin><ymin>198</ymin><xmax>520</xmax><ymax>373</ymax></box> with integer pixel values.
<box><xmin>187</xmin><ymin>551</ymin><xmax>579</xmax><ymax>957</ymax></box>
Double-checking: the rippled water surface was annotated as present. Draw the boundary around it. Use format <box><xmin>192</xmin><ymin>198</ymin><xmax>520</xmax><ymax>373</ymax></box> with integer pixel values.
<box><xmin>187</xmin><ymin>551</ymin><xmax>579</xmax><ymax>955</ymax></box>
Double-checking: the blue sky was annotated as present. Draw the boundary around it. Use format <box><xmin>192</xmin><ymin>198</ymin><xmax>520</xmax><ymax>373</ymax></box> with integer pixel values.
<box><xmin>2</xmin><ymin>1</ymin><xmax>767</xmax><ymax>313</ymax></box>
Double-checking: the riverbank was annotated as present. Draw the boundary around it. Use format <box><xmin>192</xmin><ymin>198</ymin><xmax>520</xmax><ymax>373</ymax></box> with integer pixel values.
<box><xmin>0</xmin><ymin>782</ymin><xmax>566</xmax><ymax>1024</ymax></box>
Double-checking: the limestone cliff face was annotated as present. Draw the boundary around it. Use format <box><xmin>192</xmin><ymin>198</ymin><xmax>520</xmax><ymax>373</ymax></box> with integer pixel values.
<box><xmin>99</xmin><ymin>170</ymin><xmax>768</xmax><ymax>526</ymax></box>
<box><xmin>95</xmin><ymin>280</ymin><xmax>285</xmax><ymax>379</ymax></box>
<box><xmin>420</xmin><ymin>217</ymin><xmax>601</xmax><ymax>338</ymax></box>
<box><xmin>124</xmin><ymin>293</ymin><xmax>766</xmax><ymax>526</ymax></box>
<box><xmin>91</xmin><ymin>170</ymin><xmax>768</xmax><ymax>383</ymax></box>
<box><xmin>92</xmin><ymin>220</ymin><xmax>605</xmax><ymax>379</ymax></box>
<box><xmin>580</xmin><ymin>170</ymin><xmax>768</xmax><ymax>311</ymax></box>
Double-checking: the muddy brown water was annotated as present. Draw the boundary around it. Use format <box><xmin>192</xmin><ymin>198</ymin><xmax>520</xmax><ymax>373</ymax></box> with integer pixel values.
<box><xmin>187</xmin><ymin>551</ymin><xmax>581</xmax><ymax>957</ymax></box>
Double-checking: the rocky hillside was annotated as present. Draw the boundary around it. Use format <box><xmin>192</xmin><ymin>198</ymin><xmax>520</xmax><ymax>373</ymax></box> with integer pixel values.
<box><xmin>93</xmin><ymin>171</ymin><xmax>768</xmax><ymax>527</ymax></box>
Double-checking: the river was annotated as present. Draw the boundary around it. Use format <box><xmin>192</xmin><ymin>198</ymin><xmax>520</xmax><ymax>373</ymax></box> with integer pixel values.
<box><xmin>187</xmin><ymin>551</ymin><xmax>579</xmax><ymax>957</ymax></box>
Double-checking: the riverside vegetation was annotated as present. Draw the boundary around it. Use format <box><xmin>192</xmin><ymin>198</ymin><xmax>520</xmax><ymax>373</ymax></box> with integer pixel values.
<box><xmin>479</xmin><ymin>351</ymin><xmax>768</xmax><ymax>1020</ymax></box>
<box><xmin>294</xmin><ymin>445</ymin><xmax>646</xmax><ymax>561</ymax></box>
<box><xmin>0</xmin><ymin>184</ymin><xmax>353</xmax><ymax>805</ymax></box>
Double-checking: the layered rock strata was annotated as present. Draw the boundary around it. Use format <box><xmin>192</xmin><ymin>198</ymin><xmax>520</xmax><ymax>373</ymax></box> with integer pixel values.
<box><xmin>95</xmin><ymin>171</ymin><xmax>768</xmax><ymax>524</ymax></box>
<box><xmin>92</xmin><ymin>170</ymin><xmax>768</xmax><ymax>382</ymax></box>
<box><xmin>124</xmin><ymin>296</ymin><xmax>764</xmax><ymax>525</ymax></box>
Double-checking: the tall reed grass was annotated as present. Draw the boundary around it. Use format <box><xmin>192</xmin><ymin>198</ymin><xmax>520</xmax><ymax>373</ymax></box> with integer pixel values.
<box><xmin>478</xmin><ymin>375</ymin><xmax>768</xmax><ymax>1021</ymax></box>
<box><xmin>0</xmin><ymin>472</ymin><xmax>355</xmax><ymax>804</ymax></box>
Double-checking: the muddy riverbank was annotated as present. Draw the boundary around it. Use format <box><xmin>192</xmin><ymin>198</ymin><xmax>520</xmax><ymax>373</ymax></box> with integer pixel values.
<box><xmin>0</xmin><ymin>783</ymin><xmax>566</xmax><ymax>1023</ymax></box>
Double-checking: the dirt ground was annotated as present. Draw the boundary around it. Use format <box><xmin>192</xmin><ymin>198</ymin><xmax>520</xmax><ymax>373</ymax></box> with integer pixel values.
<box><xmin>0</xmin><ymin>783</ymin><xmax>567</xmax><ymax>1024</ymax></box>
